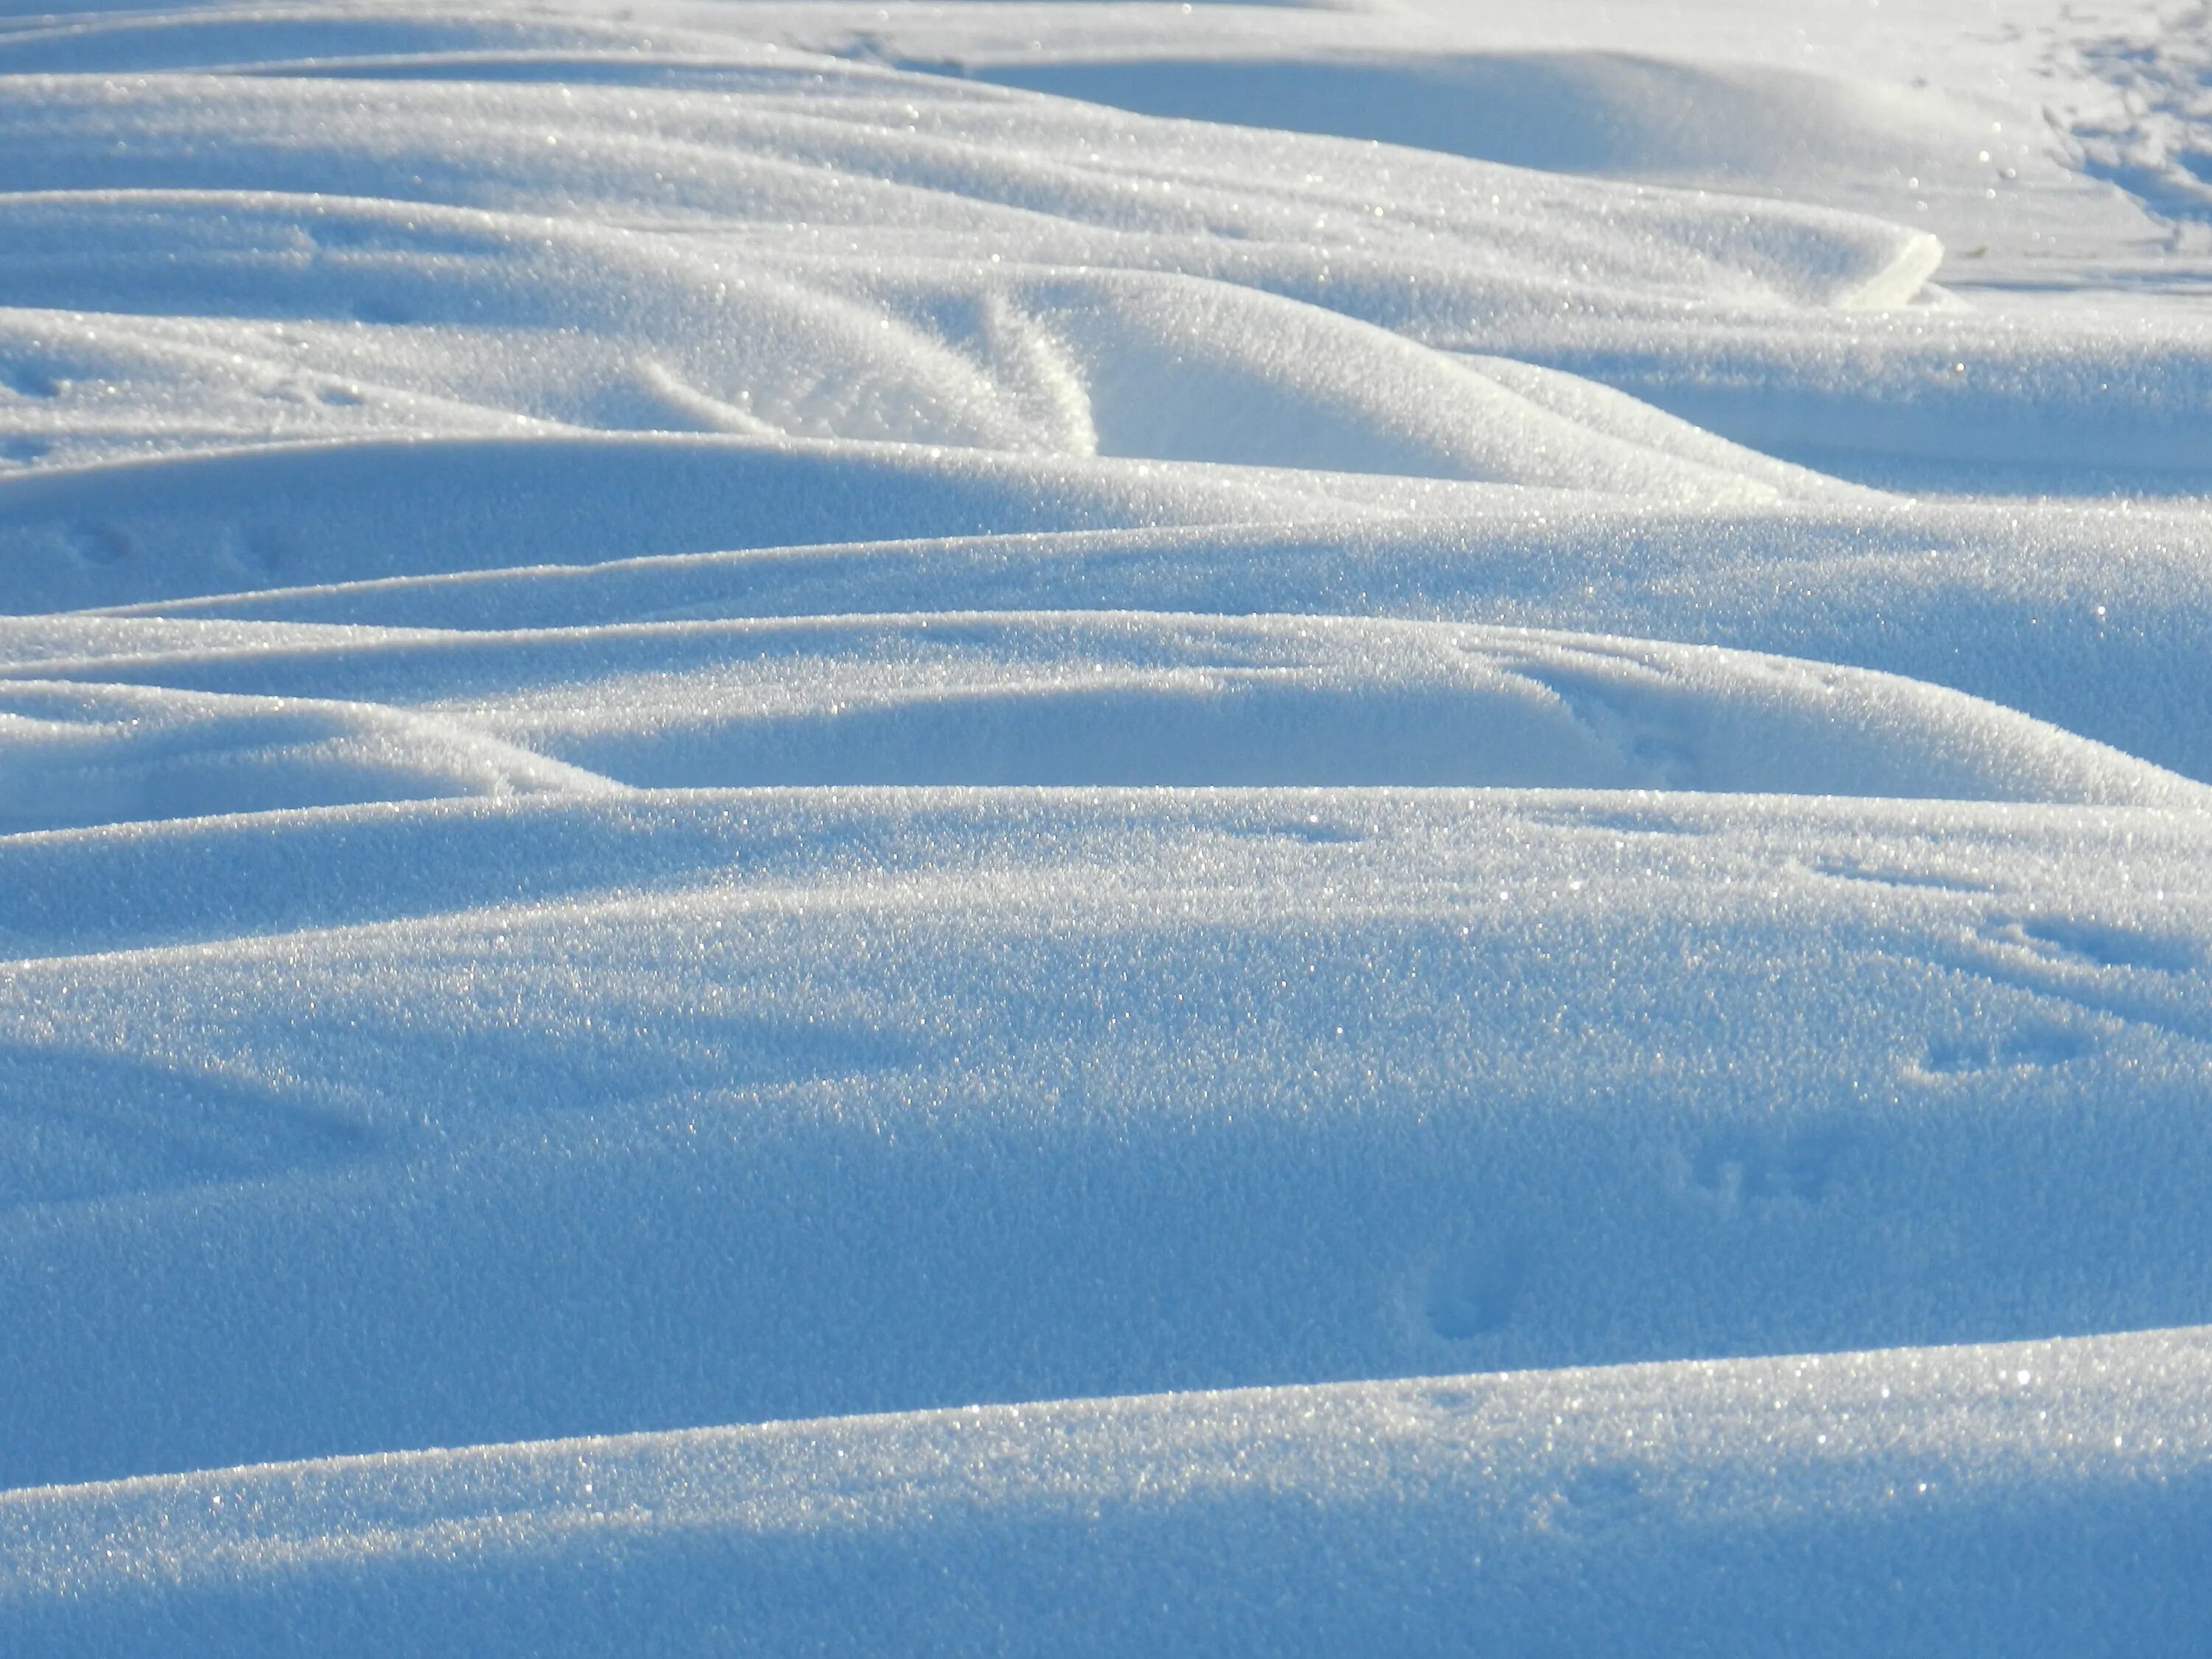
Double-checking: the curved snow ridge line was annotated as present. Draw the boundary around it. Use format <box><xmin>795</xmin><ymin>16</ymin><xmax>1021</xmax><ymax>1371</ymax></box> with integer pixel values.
<box><xmin>841</xmin><ymin>260</ymin><xmax>1856</xmax><ymax>495</ymax></box>
<box><xmin>1483</xmin><ymin>313</ymin><xmax>2212</xmax><ymax>490</ymax></box>
<box><xmin>0</xmin><ymin>3</ymin><xmax>849</xmax><ymax>77</ymax></box>
<box><xmin>0</xmin><ymin>782</ymin><xmax>2203</xmax><ymax>961</ymax></box>
<box><xmin>0</xmin><ymin>192</ymin><xmax>1859</xmax><ymax>497</ymax></box>
<box><xmin>8</xmin><ymin>611</ymin><xmax>2203</xmax><ymax>808</ymax></box>
<box><xmin>0</xmin><ymin>678</ymin><xmax>621</xmax><ymax>832</ymax></box>
<box><xmin>41</xmin><ymin>489</ymin><xmax>2212</xmax><ymax>792</ymax></box>
<box><xmin>0</xmin><ymin>18</ymin><xmax>1034</xmax><ymax>110</ymax></box>
<box><xmin>0</xmin><ymin>3</ymin><xmax>1095</xmax><ymax>87</ymax></box>
<box><xmin>0</xmin><ymin>431</ymin><xmax>1405</xmax><ymax>613</ymax></box>
<box><xmin>29</xmin><ymin>481</ymin><xmax>2212</xmax><ymax>792</ymax></box>
<box><xmin>0</xmin><ymin>192</ymin><xmax>1085</xmax><ymax>462</ymax></box>
<box><xmin>104</xmin><ymin>491</ymin><xmax>2212</xmax><ymax>796</ymax></box>
<box><xmin>4</xmin><ymin>791</ymin><xmax>2212</xmax><ymax>1483</ymax></box>
<box><xmin>0</xmin><ymin>613</ymin><xmax>442</xmax><ymax>672</ymax></box>
<box><xmin>0</xmin><ymin>65</ymin><xmax>1941</xmax><ymax>311</ymax></box>
<box><xmin>964</xmin><ymin>47</ymin><xmax>2006</xmax><ymax>251</ymax></box>
<box><xmin>5</xmin><ymin>1326</ymin><xmax>2210</xmax><ymax>1653</ymax></box>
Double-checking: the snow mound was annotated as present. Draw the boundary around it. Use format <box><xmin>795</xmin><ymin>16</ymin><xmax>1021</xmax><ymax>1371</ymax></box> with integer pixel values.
<box><xmin>976</xmin><ymin>48</ymin><xmax>1987</xmax><ymax>256</ymax></box>
<box><xmin>5</xmin><ymin>793</ymin><xmax>2212</xmax><ymax>1492</ymax></box>
<box><xmin>0</xmin><ymin>435</ymin><xmax>1360</xmax><ymax>611</ymax></box>
<box><xmin>83</xmin><ymin>501</ymin><xmax>2212</xmax><ymax>792</ymax></box>
<box><xmin>13</xmin><ymin>612</ymin><xmax>2197</xmax><ymax>808</ymax></box>
<box><xmin>0</xmin><ymin>192</ymin><xmax>1846</xmax><ymax>496</ymax></box>
<box><xmin>0</xmin><ymin>679</ymin><xmax>616</xmax><ymax>833</ymax></box>
<box><xmin>6</xmin><ymin>1313</ymin><xmax>2212</xmax><ymax>1654</ymax></box>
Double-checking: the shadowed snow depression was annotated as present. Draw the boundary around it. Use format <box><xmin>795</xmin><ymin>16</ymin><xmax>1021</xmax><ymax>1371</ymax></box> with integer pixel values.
<box><xmin>4</xmin><ymin>0</ymin><xmax>2212</xmax><ymax>1652</ymax></box>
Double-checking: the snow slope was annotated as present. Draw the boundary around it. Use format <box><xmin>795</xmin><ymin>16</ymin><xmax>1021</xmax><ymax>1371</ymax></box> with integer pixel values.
<box><xmin>4</xmin><ymin>0</ymin><xmax>2212</xmax><ymax>1651</ymax></box>
<box><xmin>10</xmin><ymin>1328</ymin><xmax>2212</xmax><ymax>1657</ymax></box>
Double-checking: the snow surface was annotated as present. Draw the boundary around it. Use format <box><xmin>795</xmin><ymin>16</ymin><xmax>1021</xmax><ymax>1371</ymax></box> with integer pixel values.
<box><xmin>4</xmin><ymin>0</ymin><xmax>2212</xmax><ymax>1650</ymax></box>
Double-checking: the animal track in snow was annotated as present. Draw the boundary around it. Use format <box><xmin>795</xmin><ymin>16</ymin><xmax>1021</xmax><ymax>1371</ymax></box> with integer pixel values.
<box><xmin>64</xmin><ymin>521</ymin><xmax>132</xmax><ymax>566</ymax></box>
<box><xmin>1513</xmin><ymin>667</ymin><xmax>1699</xmax><ymax>787</ymax></box>
<box><xmin>1419</xmin><ymin>1384</ymin><xmax>1486</xmax><ymax>1416</ymax></box>
<box><xmin>1919</xmin><ymin>1027</ymin><xmax>2093</xmax><ymax>1076</ymax></box>
<box><xmin>1520</xmin><ymin>1458</ymin><xmax>1652</xmax><ymax>1543</ymax></box>
<box><xmin>1683</xmin><ymin>1127</ymin><xmax>1850</xmax><ymax>1214</ymax></box>
<box><xmin>2068</xmin><ymin>7</ymin><xmax>2212</xmax><ymax>230</ymax></box>
<box><xmin>1423</xmin><ymin>1236</ymin><xmax>1529</xmax><ymax>1340</ymax></box>
<box><xmin>1551</xmin><ymin>1463</ymin><xmax>1648</xmax><ymax>1538</ymax></box>
<box><xmin>223</xmin><ymin>522</ymin><xmax>298</xmax><ymax>575</ymax></box>
<box><xmin>1983</xmin><ymin>915</ymin><xmax>2202</xmax><ymax>973</ymax></box>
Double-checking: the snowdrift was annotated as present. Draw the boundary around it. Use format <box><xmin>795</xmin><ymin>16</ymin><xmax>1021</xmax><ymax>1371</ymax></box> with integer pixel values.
<box><xmin>5</xmin><ymin>0</ymin><xmax>2212</xmax><ymax>1651</ymax></box>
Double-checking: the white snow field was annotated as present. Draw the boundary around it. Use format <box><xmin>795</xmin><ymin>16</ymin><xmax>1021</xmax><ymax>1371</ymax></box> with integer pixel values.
<box><xmin>4</xmin><ymin>0</ymin><xmax>2212</xmax><ymax>1650</ymax></box>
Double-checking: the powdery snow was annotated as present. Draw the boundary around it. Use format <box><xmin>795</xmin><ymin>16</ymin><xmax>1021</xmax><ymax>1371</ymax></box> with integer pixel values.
<box><xmin>9</xmin><ymin>1326</ymin><xmax>2212</xmax><ymax>1655</ymax></box>
<box><xmin>3</xmin><ymin>0</ymin><xmax>2211</xmax><ymax>1651</ymax></box>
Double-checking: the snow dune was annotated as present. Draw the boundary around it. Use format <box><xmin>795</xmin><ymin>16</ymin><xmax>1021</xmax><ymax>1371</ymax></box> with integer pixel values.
<box><xmin>7</xmin><ymin>792</ymin><xmax>2212</xmax><ymax>1496</ymax></box>
<box><xmin>5</xmin><ymin>0</ymin><xmax>2212</xmax><ymax>1649</ymax></box>
<box><xmin>21</xmin><ymin>470</ymin><xmax>2212</xmax><ymax>783</ymax></box>
<box><xmin>0</xmin><ymin>677</ymin><xmax>616</xmax><ymax>832</ymax></box>
<box><xmin>5</xmin><ymin>612</ymin><xmax>2202</xmax><ymax>813</ymax></box>
<box><xmin>9</xmin><ymin>1326</ymin><xmax>2212</xmax><ymax>1655</ymax></box>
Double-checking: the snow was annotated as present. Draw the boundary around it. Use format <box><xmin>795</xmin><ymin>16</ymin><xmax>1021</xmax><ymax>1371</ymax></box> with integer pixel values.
<box><xmin>4</xmin><ymin>0</ymin><xmax>2212</xmax><ymax>1649</ymax></box>
<box><xmin>10</xmin><ymin>1326</ymin><xmax>2212</xmax><ymax>1655</ymax></box>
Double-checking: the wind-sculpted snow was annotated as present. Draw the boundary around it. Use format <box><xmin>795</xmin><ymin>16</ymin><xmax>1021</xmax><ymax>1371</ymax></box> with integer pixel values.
<box><xmin>4</xmin><ymin>0</ymin><xmax>2211</xmax><ymax>1650</ymax></box>
<box><xmin>0</xmin><ymin>189</ymin><xmax>1855</xmax><ymax>495</ymax></box>
<box><xmin>21</xmin><ymin>480</ymin><xmax>2212</xmax><ymax>781</ymax></box>
<box><xmin>4</xmin><ymin>613</ymin><xmax>2202</xmax><ymax>810</ymax></box>
<box><xmin>0</xmin><ymin>70</ymin><xmax>1935</xmax><ymax>310</ymax></box>
<box><xmin>9</xmin><ymin>1327</ymin><xmax>2212</xmax><ymax>1656</ymax></box>
<box><xmin>6</xmin><ymin>793</ymin><xmax>2212</xmax><ymax>1491</ymax></box>
<box><xmin>0</xmin><ymin>678</ymin><xmax>619</xmax><ymax>832</ymax></box>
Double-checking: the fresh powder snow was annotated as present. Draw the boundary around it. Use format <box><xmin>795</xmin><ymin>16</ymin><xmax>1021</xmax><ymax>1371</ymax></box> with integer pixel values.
<box><xmin>2</xmin><ymin>0</ymin><xmax>2212</xmax><ymax>1651</ymax></box>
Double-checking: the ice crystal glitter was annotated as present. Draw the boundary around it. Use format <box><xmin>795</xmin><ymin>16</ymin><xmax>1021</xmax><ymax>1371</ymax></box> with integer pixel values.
<box><xmin>2</xmin><ymin>0</ymin><xmax>2211</xmax><ymax>1651</ymax></box>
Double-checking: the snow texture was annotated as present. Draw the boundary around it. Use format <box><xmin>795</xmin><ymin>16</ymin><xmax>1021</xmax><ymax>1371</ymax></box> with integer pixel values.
<box><xmin>4</xmin><ymin>0</ymin><xmax>2212</xmax><ymax>1652</ymax></box>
